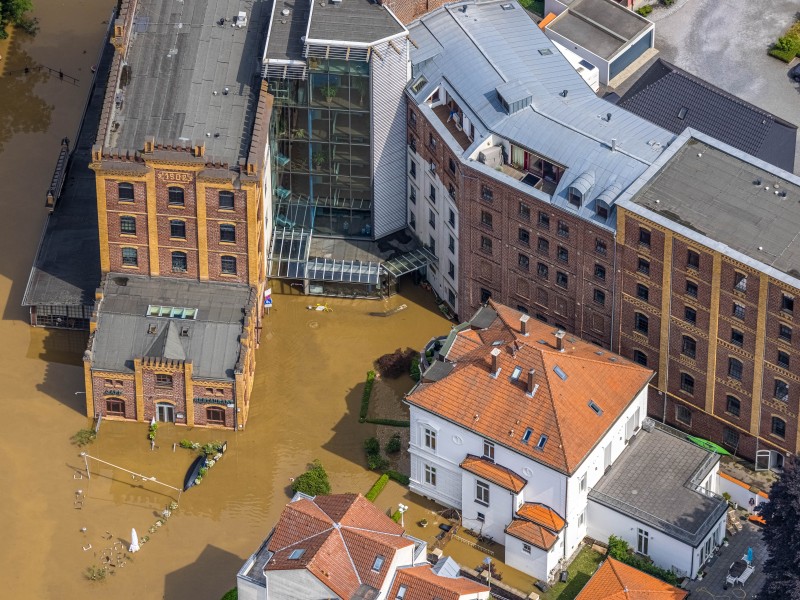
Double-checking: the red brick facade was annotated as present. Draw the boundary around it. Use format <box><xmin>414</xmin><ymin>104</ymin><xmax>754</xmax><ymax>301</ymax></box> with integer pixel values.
<box><xmin>378</xmin><ymin>0</ymin><xmax>449</xmax><ymax>24</ymax></box>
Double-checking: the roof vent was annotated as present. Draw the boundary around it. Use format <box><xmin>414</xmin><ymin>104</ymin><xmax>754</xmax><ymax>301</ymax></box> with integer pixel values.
<box><xmin>754</xmin><ymin>178</ymin><xmax>762</xmax><ymax>186</ymax></box>
<box><xmin>147</xmin><ymin>324</ymin><xmax>157</xmax><ymax>335</ymax></box>
<box><xmin>281</xmin><ymin>8</ymin><xmax>291</xmax><ymax>16</ymax></box>
<box><xmin>560</xmin><ymin>89</ymin><xmax>568</xmax><ymax>97</ymax></box>
<box><xmin>496</xmin><ymin>81</ymin><xmax>533</xmax><ymax>115</ymax></box>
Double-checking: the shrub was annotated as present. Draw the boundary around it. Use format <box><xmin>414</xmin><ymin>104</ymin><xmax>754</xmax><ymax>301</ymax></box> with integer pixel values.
<box><xmin>661</xmin><ymin>0</ymin><xmax>674</xmax><ymax>5</ymax></box>
<box><xmin>386</xmin><ymin>470</ymin><xmax>410</xmax><ymax>485</ymax></box>
<box><xmin>608</xmin><ymin>535</ymin><xmax>678</xmax><ymax>585</ymax></box>
<box><xmin>410</xmin><ymin>356</ymin><xmax>421</xmax><ymax>382</ymax></box>
<box><xmin>221</xmin><ymin>588</ymin><xmax>238</xmax><ymax>600</ymax></box>
<box><xmin>71</xmin><ymin>428</ymin><xmax>96</xmax><ymax>447</ymax></box>
<box><xmin>364</xmin><ymin>437</ymin><xmax>380</xmax><ymax>455</ymax></box>
<box><xmin>179</xmin><ymin>439</ymin><xmax>194</xmax><ymax>449</ymax></box>
<box><xmin>201</xmin><ymin>441</ymin><xmax>223</xmax><ymax>456</ymax></box>
<box><xmin>292</xmin><ymin>459</ymin><xmax>332</xmax><ymax>496</ymax></box>
<box><xmin>199</xmin><ymin>466</ymin><xmax>208</xmax><ymax>477</ymax></box>
<box><xmin>359</xmin><ymin>371</ymin><xmax>376</xmax><ymax>422</ymax></box>
<box><xmin>365</xmin><ymin>418</ymin><xmax>411</xmax><ymax>427</ymax></box>
<box><xmin>367</xmin><ymin>454</ymin><xmax>390</xmax><ymax>471</ymax></box>
<box><xmin>637</xmin><ymin>4</ymin><xmax>652</xmax><ymax>16</ymax></box>
<box><xmin>375</xmin><ymin>347</ymin><xmax>417</xmax><ymax>378</ymax></box>
<box><xmin>365</xmin><ymin>474</ymin><xmax>390</xmax><ymax>502</ymax></box>
<box><xmin>385</xmin><ymin>434</ymin><xmax>402</xmax><ymax>454</ymax></box>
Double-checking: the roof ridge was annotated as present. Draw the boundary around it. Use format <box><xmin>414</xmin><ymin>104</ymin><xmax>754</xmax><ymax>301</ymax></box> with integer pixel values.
<box><xmin>272</xmin><ymin>526</ymin><xmax>333</xmax><ymax>553</ymax></box>
<box><xmin>334</xmin><ymin>524</ymin><xmax>362</xmax><ymax>588</ymax></box>
<box><xmin>341</xmin><ymin>524</ymin><xmax>405</xmax><ymax>538</ymax></box>
<box><xmin>539</xmin><ymin>361</ymin><xmax>569</xmax><ymax>470</ymax></box>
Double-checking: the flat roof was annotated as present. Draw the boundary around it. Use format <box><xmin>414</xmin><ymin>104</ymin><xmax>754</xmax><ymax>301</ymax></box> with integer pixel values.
<box><xmin>548</xmin><ymin>0</ymin><xmax>651</xmax><ymax>60</ymax></box>
<box><xmin>107</xmin><ymin>0</ymin><xmax>270</xmax><ymax>164</ymax></box>
<box><xmin>265</xmin><ymin>0</ymin><xmax>310</xmax><ymax>61</ymax></box>
<box><xmin>307</xmin><ymin>0</ymin><xmax>405</xmax><ymax>45</ymax></box>
<box><xmin>590</xmin><ymin>423</ymin><xmax>727</xmax><ymax>547</ymax></box>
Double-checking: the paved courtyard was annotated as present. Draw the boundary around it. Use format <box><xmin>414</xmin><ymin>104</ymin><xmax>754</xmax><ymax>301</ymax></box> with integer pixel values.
<box><xmin>685</xmin><ymin>520</ymin><xmax>767</xmax><ymax>599</ymax></box>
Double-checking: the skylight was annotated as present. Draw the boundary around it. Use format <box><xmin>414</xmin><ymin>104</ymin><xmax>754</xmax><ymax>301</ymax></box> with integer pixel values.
<box><xmin>146</xmin><ymin>305</ymin><xmax>198</xmax><ymax>320</ymax></box>
<box><xmin>372</xmin><ymin>555</ymin><xmax>385</xmax><ymax>571</ymax></box>
<box><xmin>678</xmin><ymin>106</ymin><xmax>688</xmax><ymax>120</ymax></box>
<box><xmin>588</xmin><ymin>400</ymin><xmax>603</xmax><ymax>416</ymax></box>
<box><xmin>500</xmin><ymin>2</ymin><xmax>515</xmax><ymax>9</ymax></box>
<box><xmin>491</xmin><ymin>340</ymin><xmax>504</xmax><ymax>346</ymax></box>
<box><xmin>522</xmin><ymin>428</ymin><xmax>533</xmax><ymax>443</ymax></box>
<box><xmin>536</xmin><ymin>434</ymin><xmax>548</xmax><ymax>450</ymax></box>
<box><xmin>511</xmin><ymin>366</ymin><xmax>523</xmax><ymax>381</ymax></box>
<box><xmin>411</xmin><ymin>75</ymin><xmax>427</xmax><ymax>94</ymax></box>
<box><xmin>553</xmin><ymin>365</ymin><xmax>568</xmax><ymax>381</ymax></box>
<box><xmin>538</xmin><ymin>48</ymin><xmax>553</xmax><ymax>56</ymax></box>
<box><xmin>288</xmin><ymin>548</ymin><xmax>305</xmax><ymax>560</ymax></box>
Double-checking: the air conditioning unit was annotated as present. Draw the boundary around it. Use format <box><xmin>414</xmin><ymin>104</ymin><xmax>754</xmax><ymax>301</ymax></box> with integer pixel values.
<box><xmin>479</xmin><ymin>145</ymin><xmax>503</xmax><ymax>169</ymax></box>
<box><xmin>642</xmin><ymin>418</ymin><xmax>655</xmax><ymax>432</ymax></box>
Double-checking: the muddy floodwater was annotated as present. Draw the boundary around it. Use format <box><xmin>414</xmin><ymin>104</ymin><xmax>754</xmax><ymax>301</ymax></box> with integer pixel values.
<box><xmin>0</xmin><ymin>8</ymin><xmax>453</xmax><ymax>596</ymax></box>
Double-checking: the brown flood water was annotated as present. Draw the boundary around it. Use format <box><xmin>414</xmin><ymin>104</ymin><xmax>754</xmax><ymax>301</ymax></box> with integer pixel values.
<box><xmin>0</xmin><ymin>11</ymin><xmax>454</xmax><ymax>595</ymax></box>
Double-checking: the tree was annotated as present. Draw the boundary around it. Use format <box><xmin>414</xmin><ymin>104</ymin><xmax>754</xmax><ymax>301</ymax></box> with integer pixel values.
<box><xmin>291</xmin><ymin>459</ymin><xmax>331</xmax><ymax>496</ymax></box>
<box><xmin>757</xmin><ymin>457</ymin><xmax>800</xmax><ymax>600</ymax></box>
<box><xmin>0</xmin><ymin>0</ymin><xmax>37</xmax><ymax>38</ymax></box>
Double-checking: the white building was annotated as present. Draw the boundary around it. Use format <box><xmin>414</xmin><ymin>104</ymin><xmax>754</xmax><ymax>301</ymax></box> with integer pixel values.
<box><xmin>406</xmin><ymin>301</ymin><xmax>727</xmax><ymax>582</ymax></box>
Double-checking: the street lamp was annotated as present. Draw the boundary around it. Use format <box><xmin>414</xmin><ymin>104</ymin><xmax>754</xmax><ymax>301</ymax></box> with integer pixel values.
<box><xmin>397</xmin><ymin>503</ymin><xmax>408</xmax><ymax>527</ymax></box>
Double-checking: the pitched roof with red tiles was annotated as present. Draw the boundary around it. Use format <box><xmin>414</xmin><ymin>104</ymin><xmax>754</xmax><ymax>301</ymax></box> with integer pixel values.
<box><xmin>407</xmin><ymin>302</ymin><xmax>654</xmax><ymax>475</ymax></box>
<box><xmin>576</xmin><ymin>557</ymin><xmax>688</xmax><ymax>600</ymax></box>
<box><xmin>264</xmin><ymin>493</ymin><xmax>415</xmax><ymax>599</ymax></box>
<box><xmin>516</xmin><ymin>502</ymin><xmax>566</xmax><ymax>532</ymax></box>
<box><xmin>386</xmin><ymin>564</ymin><xmax>490</xmax><ymax>600</ymax></box>
<box><xmin>460</xmin><ymin>455</ymin><xmax>527</xmax><ymax>493</ymax></box>
<box><xmin>504</xmin><ymin>519</ymin><xmax>559</xmax><ymax>550</ymax></box>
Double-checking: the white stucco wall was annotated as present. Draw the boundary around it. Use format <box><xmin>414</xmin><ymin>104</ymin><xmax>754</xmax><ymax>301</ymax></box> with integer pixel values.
<box><xmin>718</xmin><ymin>475</ymin><xmax>768</xmax><ymax>514</ymax></box>
<box><xmin>504</xmin><ymin>532</ymin><xmax>563</xmax><ymax>581</ymax></box>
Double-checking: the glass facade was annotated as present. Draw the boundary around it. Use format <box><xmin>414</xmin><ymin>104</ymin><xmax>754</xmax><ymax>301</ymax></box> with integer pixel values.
<box><xmin>268</xmin><ymin>58</ymin><xmax>373</xmax><ymax>239</ymax></box>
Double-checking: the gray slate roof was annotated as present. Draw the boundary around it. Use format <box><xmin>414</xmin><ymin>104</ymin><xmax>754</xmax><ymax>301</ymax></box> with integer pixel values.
<box><xmin>615</xmin><ymin>59</ymin><xmax>797</xmax><ymax>171</ymax></box>
<box><xmin>408</xmin><ymin>0</ymin><xmax>674</xmax><ymax>228</ymax></box>
<box><xmin>107</xmin><ymin>0</ymin><xmax>271</xmax><ymax>164</ymax></box>
<box><xmin>91</xmin><ymin>275</ymin><xmax>253</xmax><ymax>380</ymax></box>
<box><xmin>619</xmin><ymin>130</ymin><xmax>800</xmax><ymax>283</ymax></box>
<box><xmin>589</xmin><ymin>423</ymin><xmax>727</xmax><ymax>547</ymax></box>
<box><xmin>307</xmin><ymin>0</ymin><xmax>405</xmax><ymax>45</ymax></box>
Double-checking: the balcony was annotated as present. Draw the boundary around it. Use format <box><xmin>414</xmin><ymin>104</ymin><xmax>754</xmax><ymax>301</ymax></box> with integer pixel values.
<box><xmin>432</xmin><ymin>104</ymin><xmax>471</xmax><ymax>151</ymax></box>
<box><xmin>500</xmin><ymin>163</ymin><xmax>557</xmax><ymax>196</ymax></box>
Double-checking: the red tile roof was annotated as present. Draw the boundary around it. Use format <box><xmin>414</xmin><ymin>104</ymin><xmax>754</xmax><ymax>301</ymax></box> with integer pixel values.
<box><xmin>460</xmin><ymin>455</ymin><xmax>527</xmax><ymax>493</ymax></box>
<box><xmin>407</xmin><ymin>302</ymin><xmax>654</xmax><ymax>475</ymax></box>
<box><xmin>504</xmin><ymin>519</ymin><xmax>558</xmax><ymax>550</ymax></box>
<box><xmin>386</xmin><ymin>564</ymin><xmax>489</xmax><ymax>600</ymax></box>
<box><xmin>264</xmin><ymin>493</ymin><xmax>415</xmax><ymax>599</ymax></box>
<box><xmin>516</xmin><ymin>502</ymin><xmax>566</xmax><ymax>532</ymax></box>
<box><xmin>576</xmin><ymin>558</ymin><xmax>688</xmax><ymax>600</ymax></box>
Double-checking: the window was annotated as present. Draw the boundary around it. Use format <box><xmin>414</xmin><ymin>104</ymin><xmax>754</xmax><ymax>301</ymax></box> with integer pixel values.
<box><xmin>596</xmin><ymin>204</ymin><xmax>608</xmax><ymax>219</ymax></box>
<box><xmin>556</xmin><ymin>271</ymin><xmax>568</xmax><ymax>289</ymax></box>
<box><xmin>168</xmin><ymin>186</ymin><xmax>185</xmax><ymax>206</ymax></box>
<box><xmin>687</xmin><ymin>249</ymin><xmax>700</xmax><ymax>270</ymax></box>
<box><xmin>206</xmin><ymin>406</ymin><xmax>225</xmax><ymax>425</ymax></box>
<box><xmin>448</xmin><ymin>158</ymin><xmax>456</xmax><ymax>174</ymax></box>
<box><xmin>483</xmin><ymin>440</ymin><xmax>495</xmax><ymax>461</ymax></box>
<box><xmin>639</xmin><ymin>228</ymin><xmax>651</xmax><ymax>247</ymax></box>
<box><xmin>172</xmin><ymin>251</ymin><xmax>187</xmax><ymax>272</ymax></box>
<box><xmin>106</xmin><ymin>398</ymin><xmax>125</xmax><ymax>416</ymax></box>
<box><xmin>372</xmin><ymin>555</ymin><xmax>385</xmax><ymax>572</ymax></box>
<box><xmin>782</xmin><ymin>294</ymin><xmax>794</xmax><ymax>313</ymax></box>
<box><xmin>429</xmin><ymin>184</ymin><xmax>436</xmax><ymax>203</ymax></box>
<box><xmin>538</xmin><ymin>211</ymin><xmax>550</xmax><ymax>229</ymax></box>
<box><xmin>636</xmin><ymin>284</ymin><xmax>649</xmax><ymax>302</ymax></box>
<box><xmin>448</xmin><ymin>289</ymin><xmax>456</xmax><ymax>307</ymax></box>
<box><xmin>481</xmin><ymin>236</ymin><xmax>492</xmax><ymax>253</ymax></box>
<box><xmin>448</xmin><ymin>235</ymin><xmax>455</xmax><ymax>253</ymax></box>
<box><xmin>476</xmin><ymin>480</ymin><xmax>490</xmax><ymax>506</ymax></box>
<box><xmin>120</xmin><ymin>216</ymin><xmax>136</xmax><ymax>234</ymax></box>
<box><xmin>518</xmin><ymin>254</ymin><xmax>530</xmax><ymax>271</ymax></box>
<box><xmin>681</xmin><ymin>336</ymin><xmax>696</xmax><ymax>359</ymax></box>
<box><xmin>428</xmin><ymin>132</ymin><xmax>437</xmax><ymax>149</ymax></box>
<box><xmin>220</xmin><ymin>223</ymin><xmax>236</xmax><ymax>242</ymax></box>
<box><xmin>409</xmin><ymin>108</ymin><xmax>417</xmax><ymax>125</ymax></box>
<box><xmin>723</xmin><ymin>427</ymin><xmax>740</xmax><ymax>448</ymax></box>
<box><xmin>221</xmin><ymin>255</ymin><xmax>237</xmax><ymax>275</ymax></box>
<box><xmin>733</xmin><ymin>302</ymin><xmax>746</xmax><ymax>320</ymax></box>
<box><xmin>779</xmin><ymin>323</ymin><xmax>792</xmax><ymax>342</ymax></box>
<box><xmin>578</xmin><ymin>510</ymin><xmax>586</xmax><ymax>527</ymax></box>
<box><xmin>733</xmin><ymin>272</ymin><xmax>747</xmax><ymax>292</ymax></box>
<box><xmin>424</xmin><ymin>428</ymin><xmax>437</xmax><ymax>451</ymax></box>
<box><xmin>568</xmin><ymin>187</ymin><xmax>582</xmax><ymax>208</ymax></box>
<box><xmin>595</xmin><ymin>264</ymin><xmax>606</xmax><ymax>281</ymax></box>
<box><xmin>771</xmin><ymin>417</ymin><xmax>786</xmax><ymax>438</ymax></box>
<box><xmin>633</xmin><ymin>350</ymin><xmax>648</xmax><ymax>366</ymax></box>
<box><xmin>219</xmin><ymin>191</ymin><xmax>234</xmax><ymax>210</ymax></box>
<box><xmin>288</xmin><ymin>549</ymin><xmax>305</xmax><ymax>560</ymax></box>
<box><xmin>480</xmin><ymin>288</ymin><xmax>492</xmax><ymax>303</ymax></box>
<box><xmin>476</xmin><ymin>512</ymin><xmax>485</xmax><ymax>522</ymax></box>
<box><xmin>684</xmin><ymin>306</ymin><xmax>697</xmax><ymax>325</ymax></box>
<box><xmin>557</xmin><ymin>220</ymin><xmax>569</xmax><ymax>238</ymax></box>
<box><xmin>637</xmin><ymin>529</ymin><xmax>650</xmax><ymax>555</ymax></box>
<box><xmin>579</xmin><ymin>473</ymin><xmax>587</xmax><ymax>493</ymax></box>
<box><xmin>537</xmin><ymin>263</ymin><xmax>549</xmax><ymax>279</ymax></box>
<box><xmin>731</xmin><ymin>328</ymin><xmax>744</xmax><ymax>347</ymax></box>
<box><xmin>481</xmin><ymin>210</ymin><xmax>493</xmax><ymax>228</ymax></box>
<box><xmin>448</xmin><ymin>260</ymin><xmax>455</xmax><ymax>279</ymax></box>
<box><xmin>155</xmin><ymin>374</ymin><xmax>173</xmax><ymax>387</ymax></box>
<box><xmin>557</xmin><ymin>246</ymin><xmax>569</xmax><ymax>263</ymax></box>
<box><xmin>593</xmin><ymin>289</ymin><xmax>605</xmax><ymax>306</ymax></box>
<box><xmin>596</xmin><ymin>238</ymin><xmax>607</xmax><ymax>255</ymax></box>
<box><xmin>686</xmin><ymin>280</ymin><xmax>698</xmax><ymax>298</ymax></box>
<box><xmin>448</xmin><ymin>209</ymin><xmax>456</xmax><ymax>228</ymax></box>
<box><xmin>170</xmin><ymin>219</ymin><xmax>186</xmax><ymax>239</ymax></box>
<box><xmin>778</xmin><ymin>350</ymin><xmax>790</xmax><ymax>369</ymax></box>
<box><xmin>519</xmin><ymin>202</ymin><xmax>530</xmax><ymax>221</ymax></box>
<box><xmin>634</xmin><ymin>312</ymin><xmax>649</xmax><ymax>335</ymax></box>
<box><xmin>522</xmin><ymin>543</ymin><xmax>531</xmax><ymax>555</ymax></box>
<box><xmin>118</xmin><ymin>182</ymin><xmax>134</xmax><ymax>201</ymax></box>
<box><xmin>680</xmin><ymin>373</ymin><xmax>695</xmax><ymax>395</ymax></box>
<box><xmin>481</xmin><ymin>185</ymin><xmax>493</xmax><ymax>201</ymax></box>
<box><xmin>121</xmin><ymin>247</ymin><xmax>138</xmax><ymax>267</ymax></box>
<box><xmin>519</xmin><ymin>228</ymin><xmax>530</xmax><ymax>245</ymax></box>
<box><xmin>676</xmin><ymin>404</ymin><xmax>692</xmax><ymax>425</ymax></box>
<box><xmin>409</xmin><ymin>186</ymin><xmax>416</xmax><ymax>204</ymax></box>
<box><xmin>409</xmin><ymin>211</ymin><xmax>416</xmax><ymax>230</ymax></box>
<box><xmin>424</xmin><ymin>465</ymin><xmax>437</xmax><ymax>486</ymax></box>
<box><xmin>774</xmin><ymin>379</ymin><xmax>789</xmax><ymax>402</ymax></box>
<box><xmin>537</xmin><ymin>237</ymin><xmax>549</xmax><ymax>255</ymax></box>
<box><xmin>429</xmin><ymin>208</ymin><xmax>436</xmax><ymax>228</ymax></box>
<box><xmin>726</xmin><ymin>395</ymin><xmax>740</xmax><ymax>417</ymax></box>
<box><xmin>637</xmin><ymin>257</ymin><xmax>650</xmax><ymax>275</ymax></box>
<box><xmin>728</xmin><ymin>358</ymin><xmax>743</xmax><ymax>380</ymax></box>
<box><xmin>429</xmin><ymin>236</ymin><xmax>436</xmax><ymax>256</ymax></box>
<box><xmin>409</xmin><ymin>160</ymin><xmax>417</xmax><ymax>178</ymax></box>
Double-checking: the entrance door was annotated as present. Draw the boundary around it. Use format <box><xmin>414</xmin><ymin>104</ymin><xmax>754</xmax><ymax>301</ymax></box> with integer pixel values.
<box><xmin>156</xmin><ymin>403</ymin><xmax>175</xmax><ymax>423</ymax></box>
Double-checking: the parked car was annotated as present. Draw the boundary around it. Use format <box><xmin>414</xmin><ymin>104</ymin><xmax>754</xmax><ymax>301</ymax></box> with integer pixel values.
<box><xmin>790</xmin><ymin>63</ymin><xmax>800</xmax><ymax>82</ymax></box>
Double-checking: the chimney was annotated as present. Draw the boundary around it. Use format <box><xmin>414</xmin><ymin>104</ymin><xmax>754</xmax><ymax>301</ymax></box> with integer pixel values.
<box><xmin>490</xmin><ymin>347</ymin><xmax>501</xmax><ymax>376</ymax></box>
<box><xmin>611</xmin><ymin>138</ymin><xmax>617</xmax><ymax>152</ymax></box>
<box><xmin>527</xmin><ymin>369</ymin><xmax>536</xmax><ymax>395</ymax></box>
<box><xmin>555</xmin><ymin>330</ymin><xmax>566</xmax><ymax>352</ymax></box>
<box><xmin>520</xmin><ymin>314</ymin><xmax>530</xmax><ymax>336</ymax></box>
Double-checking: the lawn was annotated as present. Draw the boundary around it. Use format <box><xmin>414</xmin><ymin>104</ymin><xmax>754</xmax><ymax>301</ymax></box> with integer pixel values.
<box><xmin>539</xmin><ymin>546</ymin><xmax>605</xmax><ymax>600</ymax></box>
<box><xmin>769</xmin><ymin>18</ymin><xmax>800</xmax><ymax>63</ymax></box>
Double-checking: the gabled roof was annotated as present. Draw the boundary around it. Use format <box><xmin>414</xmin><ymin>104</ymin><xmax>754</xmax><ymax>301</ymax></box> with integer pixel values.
<box><xmin>615</xmin><ymin>59</ymin><xmax>797</xmax><ymax>171</ymax></box>
<box><xmin>386</xmin><ymin>564</ymin><xmax>489</xmax><ymax>600</ymax></box>
<box><xmin>576</xmin><ymin>557</ymin><xmax>688</xmax><ymax>600</ymax></box>
<box><xmin>264</xmin><ymin>493</ymin><xmax>415</xmax><ymax>599</ymax></box>
<box><xmin>505</xmin><ymin>520</ymin><xmax>558</xmax><ymax>551</ymax></box>
<box><xmin>460</xmin><ymin>455</ymin><xmax>527</xmax><ymax>493</ymax></box>
<box><xmin>407</xmin><ymin>301</ymin><xmax>654</xmax><ymax>475</ymax></box>
<box><xmin>516</xmin><ymin>503</ymin><xmax>565</xmax><ymax>532</ymax></box>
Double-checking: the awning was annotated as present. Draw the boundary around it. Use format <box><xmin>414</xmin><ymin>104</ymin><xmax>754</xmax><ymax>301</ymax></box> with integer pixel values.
<box><xmin>269</xmin><ymin>228</ymin><xmax>312</xmax><ymax>279</ymax></box>
<box><xmin>305</xmin><ymin>257</ymin><xmax>381</xmax><ymax>284</ymax></box>
<box><xmin>381</xmin><ymin>248</ymin><xmax>437</xmax><ymax>278</ymax></box>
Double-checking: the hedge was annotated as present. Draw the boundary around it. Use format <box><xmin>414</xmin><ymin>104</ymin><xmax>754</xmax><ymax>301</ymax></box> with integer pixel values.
<box><xmin>608</xmin><ymin>535</ymin><xmax>678</xmax><ymax>585</ymax></box>
<box><xmin>221</xmin><ymin>589</ymin><xmax>237</xmax><ymax>600</ymax></box>
<box><xmin>358</xmin><ymin>371</ymin><xmax>376</xmax><ymax>422</ymax></box>
<box><xmin>365</xmin><ymin>474</ymin><xmax>390</xmax><ymax>502</ymax></box>
<box><xmin>386</xmin><ymin>470</ymin><xmax>410</xmax><ymax>485</ymax></box>
<box><xmin>364</xmin><ymin>418</ymin><xmax>410</xmax><ymax>427</ymax></box>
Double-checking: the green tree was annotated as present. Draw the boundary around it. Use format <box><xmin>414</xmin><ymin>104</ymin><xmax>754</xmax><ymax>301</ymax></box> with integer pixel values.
<box><xmin>1</xmin><ymin>0</ymin><xmax>36</xmax><ymax>38</ymax></box>
<box><xmin>291</xmin><ymin>459</ymin><xmax>331</xmax><ymax>496</ymax></box>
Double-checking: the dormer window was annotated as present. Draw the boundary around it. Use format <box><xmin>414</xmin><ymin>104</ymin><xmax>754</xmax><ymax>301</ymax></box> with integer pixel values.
<box><xmin>596</xmin><ymin>201</ymin><xmax>609</xmax><ymax>220</ymax></box>
<box><xmin>568</xmin><ymin>187</ymin><xmax>582</xmax><ymax>208</ymax></box>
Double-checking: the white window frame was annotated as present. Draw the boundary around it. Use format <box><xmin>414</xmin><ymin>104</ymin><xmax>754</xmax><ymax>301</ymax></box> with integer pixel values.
<box><xmin>483</xmin><ymin>439</ymin><xmax>495</xmax><ymax>462</ymax></box>
<box><xmin>637</xmin><ymin>528</ymin><xmax>649</xmax><ymax>555</ymax></box>
<box><xmin>424</xmin><ymin>464</ymin><xmax>437</xmax><ymax>486</ymax></box>
<box><xmin>424</xmin><ymin>427</ymin><xmax>437</xmax><ymax>452</ymax></box>
<box><xmin>579</xmin><ymin>473</ymin><xmax>587</xmax><ymax>493</ymax></box>
<box><xmin>476</xmin><ymin>480</ymin><xmax>490</xmax><ymax>506</ymax></box>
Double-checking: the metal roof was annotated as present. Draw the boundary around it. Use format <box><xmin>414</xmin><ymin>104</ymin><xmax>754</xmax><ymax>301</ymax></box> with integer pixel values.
<box><xmin>306</xmin><ymin>0</ymin><xmax>405</xmax><ymax>45</ymax></box>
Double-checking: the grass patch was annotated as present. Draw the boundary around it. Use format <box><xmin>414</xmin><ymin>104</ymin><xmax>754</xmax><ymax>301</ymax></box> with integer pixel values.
<box><xmin>769</xmin><ymin>19</ymin><xmax>800</xmax><ymax>63</ymax></box>
<box><xmin>539</xmin><ymin>546</ymin><xmax>603</xmax><ymax>600</ymax></box>
<box><xmin>365</xmin><ymin>474</ymin><xmax>390</xmax><ymax>502</ymax></box>
<box><xmin>358</xmin><ymin>370</ymin><xmax>376</xmax><ymax>423</ymax></box>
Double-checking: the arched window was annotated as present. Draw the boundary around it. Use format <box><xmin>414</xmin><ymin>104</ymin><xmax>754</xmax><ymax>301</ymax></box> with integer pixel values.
<box><xmin>219</xmin><ymin>190</ymin><xmax>234</xmax><ymax>210</ymax></box>
<box><xmin>728</xmin><ymin>357</ymin><xmax>743</xmax><ymax>380</ymax></box>
<box><xmin>632</xmin><ymin>350</ymin><xmax>648</xmax><ymax>367</ymax></box>
<box><xmin>120</xmin><ymin>215</ymin><xmax>136</xmax><ymax>234</ymax></box>
<box><xmin>774</xmin><ymin>379</ymin><xmax>789</xmax><ymax>402</ymax></box>
<box><xmin>106</xmin><ymin>398</ymin><xmax>125</xmax><ymax>416</ymax></box>
<box><xmin>206</xmin><ymin>406</ymin><xmax>225</xmax><ymax>425</ymax></box>
<box><xmin>168</xmin><ymin>186</ymin><xmax>185</xmax><ymax>206</ymax></box>
<box><xmin>220</xmin><ymin>223</ymin><xmax>236</xmax><ymax>242</ymax></box>
<box><xmin>121</xmin><ymin>247</ymin><xmax>138</xmax><ymax>267</ymax></box>
<box><xmin>680</xmin><ymin>372</ymin><xmax>695</xmax><ymax>395</ymax></box>
<box><xmin>172</xmin><ymin>251</ymin><xmax>187</xmax><ymax>272</ymax></box>
<box><xmin>681</xmin><ymin>335</ymin><xmax>696</xmax><ymax>359</ymax></box>
<box><xmin>726</xmin><ymin>395</ymin><xmax>740</xmax><ymax>417</ymax></box>
<box><xmin>771</xmin><ymin>416</ymin><xmax>786</xmax><ymax>438</ymax></box>
<box><xmin>170</xmin><ymin>219</ymin><xmax>186</xmax><ymax>239</ymax></box>
<box><xmin>634</xmin><ymin>312</ymin><xmax>649</xmax><ymax>335</ymax></box>
<box><xmin>568</xmin><ymin>187</ymin><xmax>582</xmax><ymax>208</ymax></box>
<box><xmin>596</xmin><ymin>200</ymin><xmax>609</xmax><ymax>220</ymax></box>
<box><xmin>221</xmin><ymin>255</ymin><xmax>237</xmax><ymax>274</ymax></box>
<box><xmin>118</xmin><ymin>182</ymin><xmax>134</xmax><ymax>201</ymax></box>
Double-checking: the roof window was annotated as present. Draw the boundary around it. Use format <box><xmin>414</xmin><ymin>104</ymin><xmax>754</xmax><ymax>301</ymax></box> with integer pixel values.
<box><xmin>536</xmin><ymin>434</ymin><xmax>548</xmax><ymax>450</ymax></box>
<box><xmin>588</xmin><ymin>400</ymin><xmax>603</xmax><ymax>416</ymax></box>
<box><xmin>288</xmin><ymin>549</ymin><xmax>305</xmax><ymax>560</ymax></box>
<box><xmin>500</xmin><ymin>2</ymin><xmax>515</xmax><ymax>9</ymax></box>
<box><xmin>146</xmin><ymin>305</ymin><xmax>198</xmax><ymax>319</ymax></box>
<box><xmin>372</xmin><ymin>555</ymin><xmax>385</xmax><ymax>571</ymax></box>
<box><xmin>511</xmin><ymin>366</ymin><xmax>523</xmax><ymax>381</ymax></box>
<box><xmin>538</xmin><ymin>48</ymin><xmax>553</xmax><ymax>56</ymax></box>
<box><xmin>522</xmin><ymin>428</ymin><xmax>533</xmax><ymax>443</ymax></box>
<box><xmin>553</xmin><ymin>365</ymin><xmax>568</xmax><ymax>381</ymax></box>
<box><xmin>677</xmin><ymin>107</ymin><xmax>688</xmax><ymax>120</ymax></box>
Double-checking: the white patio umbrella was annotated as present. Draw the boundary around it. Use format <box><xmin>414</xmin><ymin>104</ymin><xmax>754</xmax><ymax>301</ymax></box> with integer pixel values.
<box><xmin>129</xmin><ymin>528</ymin><xmax>140</xmax><ymax>553</ymax></box>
